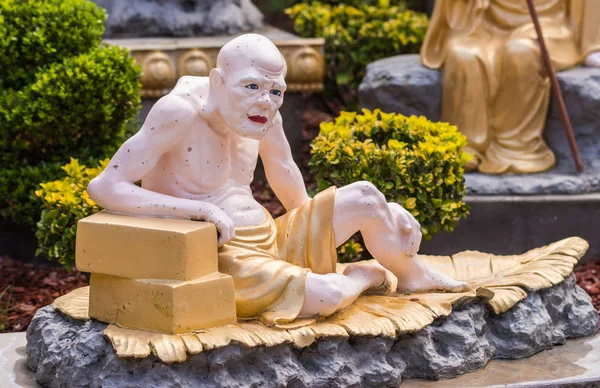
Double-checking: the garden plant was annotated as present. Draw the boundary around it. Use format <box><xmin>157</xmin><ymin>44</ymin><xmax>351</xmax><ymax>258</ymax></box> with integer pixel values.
<box><xmin>285</xmin><ymin>0</ymin><xmax>428</xmax><ymax>106</ymax></box>
<box><xmin>310</xmin><ymin>109</ymin><xmax>471</xmax><ymax>261</ymax></box>
<box><xmin>0</xmin><ymin>0</ymin><xmax>141</xmax><ymax>231</ymax></box>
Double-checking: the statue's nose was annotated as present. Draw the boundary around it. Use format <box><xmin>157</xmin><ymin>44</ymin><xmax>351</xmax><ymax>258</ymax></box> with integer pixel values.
<box><xmin>257</xmin><ymin>93</ymin><xmax>271</xmax><ymax>109</ymax></box>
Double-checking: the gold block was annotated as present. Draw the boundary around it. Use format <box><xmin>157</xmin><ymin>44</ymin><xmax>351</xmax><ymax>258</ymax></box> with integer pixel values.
<box><xmin>76</xmin><ymin>211</ymin><xmax>217</xmax><ymax>280</ymax></box>
<box><xmin>89</xmin><ymin>273</ymin><xmax>237</xmax><ymax>334</ymax></box>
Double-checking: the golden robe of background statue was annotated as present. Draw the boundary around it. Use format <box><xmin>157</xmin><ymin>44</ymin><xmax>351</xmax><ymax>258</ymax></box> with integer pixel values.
<box><xmin>421</xmin><ymin>0</ymin><xmax>600</xmax><ymax>174</ymax></box>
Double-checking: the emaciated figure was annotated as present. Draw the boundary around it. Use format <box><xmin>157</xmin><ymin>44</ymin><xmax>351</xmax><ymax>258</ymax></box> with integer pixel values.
<box><xmin>88</xmin><ymin>34</ymin><xmax>468</xmax><ymax>326</ymax></box>
<box><xmin>421</xmin><ymin>0</ymin><xmax>600</xmax><ymax>174</ymax></box>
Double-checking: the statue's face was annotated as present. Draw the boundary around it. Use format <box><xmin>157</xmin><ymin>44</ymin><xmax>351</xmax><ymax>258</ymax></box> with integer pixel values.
<box><xmin>217</xmin><ymin>66</ymin><xmax>286</xmax><ymax>140</ymax></box>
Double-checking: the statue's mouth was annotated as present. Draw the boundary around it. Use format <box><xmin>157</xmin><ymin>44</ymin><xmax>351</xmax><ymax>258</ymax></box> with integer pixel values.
<box><xmin>248</xmin><ymin>115</ymin><xmax>267</xmax><ymax>124</ymax></box>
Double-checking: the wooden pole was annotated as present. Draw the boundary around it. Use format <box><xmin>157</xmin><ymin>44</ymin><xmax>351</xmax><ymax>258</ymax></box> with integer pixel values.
<box><xmin>525</xmin><ymin>0</ymin><xmax>584</xmax><ymax>172</ymax></box>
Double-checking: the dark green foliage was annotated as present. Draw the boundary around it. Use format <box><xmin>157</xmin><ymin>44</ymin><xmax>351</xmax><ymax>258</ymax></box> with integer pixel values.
<box><xmin>0</xmin><ymin>162</ymin><xmax>64</xmax><ymax>226</ymax></box>
<box><xmin>0</xmin><ymin>46</ymin><xmax>141</xmax><ymax>167</ymax></box>
<box><xmin>0</xmin><ymin>0</ymin><xmax>105</xmax><ymax>90</ymax></box>
<box><xmin>0</xmin><ymin>0</ymin><xmax>141</xmax><ymax>232</ymax></box>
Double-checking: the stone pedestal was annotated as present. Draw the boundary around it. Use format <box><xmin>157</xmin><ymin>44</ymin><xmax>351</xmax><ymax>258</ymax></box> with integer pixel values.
<box><xmin>75</xmin><ymin>211</ymin><xmax>236</xmax><ymax>334</ymax></box>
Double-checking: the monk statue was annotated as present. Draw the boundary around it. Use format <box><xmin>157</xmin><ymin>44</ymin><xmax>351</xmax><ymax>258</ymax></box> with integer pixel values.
<box><xmin>421</xmin><ymin>0</ymin><xmax>600</xmax><ymax>174</ymax></box>
<box><xmin>87</xmin><ymin>33</ymin><xmax>468</xmax><ymax>326</ymax></box>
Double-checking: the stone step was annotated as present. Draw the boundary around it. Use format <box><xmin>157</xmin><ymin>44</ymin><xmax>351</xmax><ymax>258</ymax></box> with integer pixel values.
<box><xmin>420</xmin><ymin>193</ymin><xmax>600</xmax><ymax>262</ymax></box>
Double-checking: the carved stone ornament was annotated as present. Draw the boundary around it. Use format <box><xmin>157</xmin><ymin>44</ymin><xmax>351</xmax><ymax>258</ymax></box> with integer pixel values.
<box><xmin>282</xmin><ymin>46</ymin><xmax>325</xmax><ymax>92</ymax></box>
<box><xmin>105</xmin><ymin>27</ymin><xmax>325</xmax><ymax>98</ymax></box>
<box><xmin>178</xmin><ymin>49</ymin><xmax>215</xmax><ymax>77</ymax></box>
<box><xmin>138</xmin><ymin>51</ymin><xmax>177</xmax><ymax>98</ymax></box>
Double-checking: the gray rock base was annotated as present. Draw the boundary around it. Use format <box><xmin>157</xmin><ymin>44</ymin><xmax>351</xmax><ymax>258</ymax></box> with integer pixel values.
<box><xmin>359</xmin><ymin>55</ymin><xmax>600</xmax><ymax>195</ymax></box>
<box><xmin>26</xmin><ymin>275</ymin><xmax>598</xmax><ymax>388</ymax></box>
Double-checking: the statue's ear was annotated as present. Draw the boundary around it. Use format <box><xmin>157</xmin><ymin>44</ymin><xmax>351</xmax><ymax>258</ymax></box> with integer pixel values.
<box><xmin>209</xmin><ymin>68</ymin><xmax>224</xmax><ymax>88</ymax></box>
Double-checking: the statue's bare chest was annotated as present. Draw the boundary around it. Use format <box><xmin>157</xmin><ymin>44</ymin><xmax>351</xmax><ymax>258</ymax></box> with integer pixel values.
<box><xmin>164</xmin><ymin>123</ymin><xmax>259</xmax><ymax>191</ymax></box>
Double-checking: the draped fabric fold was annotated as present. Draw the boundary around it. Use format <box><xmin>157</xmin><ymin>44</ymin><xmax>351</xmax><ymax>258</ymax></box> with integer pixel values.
<box><xmin>218</xmin><ymin>186</ymin><xmax>337</xmax><ymax>326</ymax></box>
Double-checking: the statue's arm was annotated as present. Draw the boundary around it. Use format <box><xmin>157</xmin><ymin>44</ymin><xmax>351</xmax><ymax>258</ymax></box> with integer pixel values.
<box><xmin>421</xmin><ymin>0</ymin><xmax>489</xmax><ymax>68</ymax></box>
<box><xmin>258</xmin><ymin>112</ymin><xmax>310</xmax><ymax>211</ymax></box>
<box><xmin>87</xmin><ymin>94</ymin><xmax>236</xmax><ymax>244</ymax></box>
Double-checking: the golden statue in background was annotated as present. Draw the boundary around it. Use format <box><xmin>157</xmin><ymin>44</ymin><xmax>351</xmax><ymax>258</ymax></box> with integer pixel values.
<box><xmin>421</xmin><ymin>0</ymin><xmax>600</xmax><ymax>174</ymax></box>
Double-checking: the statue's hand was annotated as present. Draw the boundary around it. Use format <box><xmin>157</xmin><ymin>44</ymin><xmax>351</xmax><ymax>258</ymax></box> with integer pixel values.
<box><xmin>192</xmin><ymin>203</ymin><xmax>236</xmax><ymax>247</ymax></box>
<box><xmin>585</xmin><ymin>51</ymin><xmax>600</xmax><ymax>68</ymax></box>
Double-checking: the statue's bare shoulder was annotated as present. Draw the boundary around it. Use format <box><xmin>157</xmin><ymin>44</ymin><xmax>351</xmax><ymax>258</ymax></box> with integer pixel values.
<box><xmin>167</xmin><ymin>75</ymin><xmax>209</xmax><ymax>117</ymax></box>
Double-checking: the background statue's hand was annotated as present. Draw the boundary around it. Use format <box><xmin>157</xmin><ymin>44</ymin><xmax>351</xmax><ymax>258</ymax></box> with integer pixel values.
<box><xmin>192</xmin><ymin>204</ymin><xmax>236</xmax><ymax>247</ymax></box>
<box><xmin>585</xmin><ymin>51</ymin><xmax>600</xmax><ymax>68</ymax></box>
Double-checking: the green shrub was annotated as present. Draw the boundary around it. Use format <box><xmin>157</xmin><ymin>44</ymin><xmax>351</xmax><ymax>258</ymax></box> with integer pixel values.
<box><xmin>0</xmin><ymin>162</ymin><xmax>64</xmax><ymax>226</ymax></box>
<box><xmin>0</xmin><ymin>0</ymin><xmax>105</xmax><ymax>90</ymax></box>
<box><xmin>35</xmin><ymin>158</ymin><xmax>107</xmax><ymax>268</ymax></box>
<box><xmin>0</xmin><ymin>46</ymin><xmax>141</xmax><ymax>167</ymax></box>
<box><xmin>0</xmin><ymin>0</ymin><xmax>141</xmax><ymax>230</ymax></box>
<box><xmin>285</xmin><ymin>1</ymin><xmax>428</xmax><ymax>105</ymax></box>
<box><xmin>310</xmin><ymin>109</ymin><xmax>471</xmax><ymax>260</ymax></box>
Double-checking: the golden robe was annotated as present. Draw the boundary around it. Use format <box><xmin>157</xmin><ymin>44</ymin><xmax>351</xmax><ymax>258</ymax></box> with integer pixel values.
<box><xmin>421</xmin><ymin>0</ymin><xmax>600</xmax><ymax>174</ymax></box>
<box><xmin>218</xmin><ymin>187</ymin><xmax>337</xmax><ymax>326</ymax></box>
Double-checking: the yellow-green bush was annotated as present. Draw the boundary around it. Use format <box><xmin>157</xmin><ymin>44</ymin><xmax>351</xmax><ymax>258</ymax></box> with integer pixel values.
<box><xmin>35</xmin><ymin>158</ymin><xmax>107</xmax><ymax>268</ymax></box>
<box><xmin>310</xmin><ymin>109</ymin><xmax>470</xmax><ymax>260</ymax></box>
<box><xmin>285</xmin><ymin>1</ymin><xmax>428</xmax><ymax>104</ymax></box>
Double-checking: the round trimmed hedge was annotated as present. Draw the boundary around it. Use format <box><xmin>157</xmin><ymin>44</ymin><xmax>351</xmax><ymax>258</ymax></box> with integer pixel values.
<box><xmin>310</xmin><ymin>109</ymin><xmax>471</xmax><ymax>246</ymax></box>
<box><xmin>0</xmin><ymin>0</ymin><xmax>141</xmax><ymax>229</ymax></box>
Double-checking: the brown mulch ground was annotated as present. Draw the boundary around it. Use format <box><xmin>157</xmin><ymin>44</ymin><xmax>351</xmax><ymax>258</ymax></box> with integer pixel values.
<box><xmin>575</xmin><ymin>262</ymin><xmax>600</xmax><ymax>312</ymax></box>
<box><xmin>0</xmin><ymin>257</ymin><xmax>88</xmax><ymax>332</ymax></box>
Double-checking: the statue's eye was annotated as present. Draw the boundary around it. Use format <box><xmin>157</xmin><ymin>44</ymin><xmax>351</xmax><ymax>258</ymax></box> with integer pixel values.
<box><xmin>245</xmin><ymin>84</ymin><xmax>259</xmax><ymax>90</ymax></box>
<box><xmin>270</xmin><ymin>89</ymin><xmax>282</xmax><ymax>97</ymax></box>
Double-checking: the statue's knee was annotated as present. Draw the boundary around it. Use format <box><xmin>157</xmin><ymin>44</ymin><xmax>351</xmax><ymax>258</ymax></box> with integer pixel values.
<box><xmin>350</xmin><ymin>181</ymin><xmax>387</xmax><ymax>216</ymax></box>
<box><xmin>503</xmin><ymin>38</ymin><xmax>541</xmax><ymax>69</ymax></box>
<box><xmin>446</xmin><ymin>39</ymin><xmax>483</xmax><ymax>66</ymax></box>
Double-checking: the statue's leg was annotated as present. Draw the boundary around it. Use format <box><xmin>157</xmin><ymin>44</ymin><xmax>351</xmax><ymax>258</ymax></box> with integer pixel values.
<box><xmin>332</xmin><ymin>181</ymin><xmax>469</xmax><ymax>293</ymax></box>
<box><xmin>480</xmin><ymin>21</ymin><xmax>579</xmax><ymax>174</ymax></box>
<box><xmin>298</xmin><ymin>181</ymin><xmax>468</xmax><ymax>318</ymax></box>
<box><xmin>480</xmin><ymin>38</ymin><xmax>555</xmax><ymax>174</ymax></box>
<box><xmin>442</xmin><ymin>37</ymin><xmax>496</xmax><ymax>170</ymax></box>
<box><xmin>298</xmin><ymin>264</ymin><xmax>387</xmax><ymax>317</ymax></box>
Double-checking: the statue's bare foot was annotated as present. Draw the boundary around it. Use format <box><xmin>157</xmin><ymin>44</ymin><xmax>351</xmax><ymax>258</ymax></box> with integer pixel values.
<box><xmin>343</xmin><ymin>261</ymin><xmax>392</xmax><ymax>294</ymax></box>
<box><xmin>395</xmin><ymin>256</ymin><xmax>470</xmax><ymax>293</ymax></box>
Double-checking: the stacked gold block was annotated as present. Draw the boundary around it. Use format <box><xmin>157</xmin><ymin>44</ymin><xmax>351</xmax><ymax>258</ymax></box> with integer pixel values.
<box><xmin>75</xmin><ymin>211</ymin><xmax>237</xmax><ymax>334</ymax></box>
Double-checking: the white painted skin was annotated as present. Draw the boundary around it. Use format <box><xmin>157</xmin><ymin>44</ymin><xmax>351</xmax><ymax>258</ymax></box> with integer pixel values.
<box><xmin>87</xmin><ymin>33</ymin><xmax>469</xmax><ymax>319</ymax></box>
<box><xmin>585</xmin><ymin>51</ymin><xmax>600</xmax><ymax>68</ymax></box>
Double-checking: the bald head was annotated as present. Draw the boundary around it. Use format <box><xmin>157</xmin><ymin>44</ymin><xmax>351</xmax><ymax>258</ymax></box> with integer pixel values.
<box><xmin>217</xmin><ymin>33</ymin><xmax>286</xmax><ymax>76</ymax></box>
<box><xmin>208</xmin><ymin>34</ymin><xmax>287</xmax><ymax>141</ymax></box>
